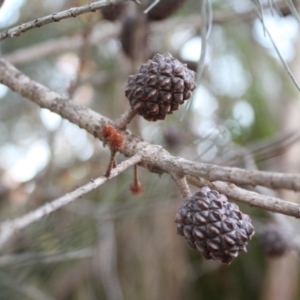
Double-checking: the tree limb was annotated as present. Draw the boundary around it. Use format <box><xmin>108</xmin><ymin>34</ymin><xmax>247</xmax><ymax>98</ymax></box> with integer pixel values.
<box><xmin>0</xmin><ymin>0</ymin><xmax>126</xmax><ymax>42</ymax></box>
<box><xmin>1</xmin><ymin>58</ymin><xmax>300</xmax><ymax>193</ymax></box>
<box><xmin>0</xmin><ymin>154</ymin><xmax>142</xmax><ymax>250</ymax></box>
<box><xmin>188</xmin><ymin>177</ymin><xmax>300</xmax><ymax>219</ymax></box>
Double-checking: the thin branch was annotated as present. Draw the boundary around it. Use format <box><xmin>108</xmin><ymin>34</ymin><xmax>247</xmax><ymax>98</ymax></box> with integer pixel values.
<box><xmin>114</xmin><ymin>108</ymin><xmax>137</xmax><ymax>130</ymax></box>
<box><xmin>171</xmin><ymin>173</ymin><xmax>192</xmax><ymax>200</ymax></box>
<box><xmin>188</xmin><ymin>177</ymin><xmax>300</xmax><ymax>219</ymax></box>
<box><xmin>105</xmin><ymin>151</ymin><xmax>117</xmax><ymax>177</ymax></box>
<box><xmin>0</xmin><ymin>155</ymin><xmax>142</xmax><ymax>250</ymax></box>
<box><xmin>285</xmin><ymin>0</ymin><xmax>300</xmax><ymax>23</ymax></box>
<box><xmin>182</xmin><ymin>0</ymin><xmax>210</xmax><ymax>118</ymax></box>
<box><xmin>213</xmin><ymin>182</ymin><xmax>300</xmax><ymax>218</ymax></box>
<box><xmin>151</xmin><ymin>1</ymin><xmax>292</xmax><ymax>33</ymax></box>
<box><xmin>1</xmin><ymin>59</ymin><xmax>300</xmax><ymax>192</ymax></box>
<box><xmin>0</xmin><ymin>0</ymin><xmax>126</xmax><ymax>42</ymax></box>
<box><xmin>3</xmin><ymin>23</ymin><xmax>119</xmax><ymax>65</ymax></box>
<box><xmin>129</xmin><ymin>164</ymin><xmax>143</xmax><ymax>195</ymax></box>
<box><xmin>252</xmin><ymin>1</ymin><xmax>300</xmax><ymax>93</ymax></box>
<box><xmin>165</xmin><ymin>157</ymin><xmax>300</xmax><ymax>192</ymax></box>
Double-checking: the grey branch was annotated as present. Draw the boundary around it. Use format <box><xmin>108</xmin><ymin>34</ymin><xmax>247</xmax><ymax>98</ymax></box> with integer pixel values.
<box><xmin>0</xmin><ymin>0</ymin><xmax>125</xmax><ymax>42</ymax></box>
<box><xmin>1</xmin><ymin>58</ymin><xmax>300</xmax><ymax>191</ymax></box>
<box><xmin>188</xmin><ymin>177</ymin><xmax>300</xmax><ymax>219</ymax></box>
<box><xmin>212</xmin><ymin>182</ymin><xmax>300</xmax><ymax>218</ymax></box>
<box><xmin>1</xmin><ymin>58</ymin><xmax>300</xmax><ymax>213</ymax></box>
<box><xmin>165</xmin><ymin>158</ymin><xmax>300</xmax><ymax>192</ymax></box>
<box><xmin>171</xmin><ymin>173</ymin><xmax>192</xmax><ymax>200</ymax></box>
<box><xmin>0</xmin><ymin>154</ymin><xmax>142</xmax><ymax>250</ymax></box>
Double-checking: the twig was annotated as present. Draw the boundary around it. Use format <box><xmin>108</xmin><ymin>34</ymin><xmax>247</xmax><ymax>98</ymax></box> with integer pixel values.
<box><xmin>252</xmin><ymin>1</ymin><xmax>300</xmax><ymax>93</ymax></box>
<box><xmin>213</xmin><ymin>182</ymin><xmax>300</xmax><ymax>218</ymax></box>
<box><xmin>114</xmin><ymin>108</ymin><xmax>137</xmax><ymax>130</ymax></box>
<box><xmin>105</xmin><ymin>151</ymin><xmax>117</xmax><ymax>177</ymax></box>
<box><xmin>102</xmin><ymin>124</ymin><xmax>124</xmax><ymax>176</ymax></box>
<box><xmin>150</xmin><ymin>1</ymin><xmax>291</xmax><ymax>32</ymax></box>
<box><xmin>163</xmin><ymin>156</ymin><xmax>300</xmax><ymax>192</ymax></box>
<box><xmin>188</xmin><ymin>177</ymin><xmax>300</xmax><ymax>219</ymax></box>
<box><xmin>129</xmin><ymin>164</ymin><xmax>143</xmax><ymax>195</ymax></box>
<box><xmin>171</xmin><ymin>173</ymin><xmax>192</xmax><ymax>200</ymax></box>
<box><xmin>3</xmin><ymin>23</ymin><xmax>119</xmax><ymax>65</ymax></box>
<box><xmin>0</xmin><ymin>0</ymin><xmax>125</xmax><ymax>42</ymax></box>
<box><xmin>0</xmin><ymin>248</ymin><xmax>94</xmax><ymax>268</ymax></box>
<box><xmin>0</xmin><ymin>154</ymin><xmax>142</xmax><ymax>250</ymax></box>
<box><xmin>144</xmin><ymin>0</ymin><xmax>160</xmax><ymax>13</ymax></box>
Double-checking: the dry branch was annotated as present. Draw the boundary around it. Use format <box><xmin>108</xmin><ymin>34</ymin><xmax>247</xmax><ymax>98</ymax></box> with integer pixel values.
<box><xmin>212</xmin><ymin>182</ymin><xmax>300</xmax><ymax>218</ymax></box>
<box><xmin>1</xmin><ymin>58</ymin><xmax>300</xmax><ymax>193</ymax></box>
<box><xmin>171</xmin><ymin>173</ymin><xmax>192</xmax><ymax>200</ymax></box>
<box><xmin>0</xmin><ymin>154</ymin><xmax>142</xmax><ymax>250</ymax></box>
<box><xmin>0</xmin><ymin>0</ymin><xmax>126</xmax><ymax>42</ymax></box>
<box><xmin>188</xmin><ymin>177</ymin><xmax>300</xmax><ymax>219</ymax></box>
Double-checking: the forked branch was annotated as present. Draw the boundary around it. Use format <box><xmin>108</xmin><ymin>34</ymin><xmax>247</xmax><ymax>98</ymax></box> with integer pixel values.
<box><xmin>1</xmin><ymin>58</ymin><xmax>300</xmax><ymax>192</ymax></box>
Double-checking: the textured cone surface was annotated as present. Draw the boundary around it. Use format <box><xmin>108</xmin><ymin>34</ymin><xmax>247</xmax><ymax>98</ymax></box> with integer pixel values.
<box><xmin>125</xmin><ymin>53</ymin><xmax>196</xmax><ymax>121</ymax></box>
<box><xmin>258</xmin><ymin>224</ymin><xmax>292</xmax><ymax>257</ymax></box>
<box><xmin>101</xmin><ymin>3</ymin><xmax>125</xmax><ymax>21</ymax></box>
<box><xmin>175</xmin><ymin>186</ymin><xmax>255</xmax><ymax>264</ymax></box>
<box><xmin>146</xmin><ymin>0</ymin><xmax>188</xmax><ymax>21</ymax></box>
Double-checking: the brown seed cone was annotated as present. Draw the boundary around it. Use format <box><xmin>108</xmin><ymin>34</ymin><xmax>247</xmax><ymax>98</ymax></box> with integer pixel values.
<box><xmin>175</xmin><ymin>186</ymin><xmax>255</xmax><ymax>264</ymax></box>
<box><xmin>145</xmin><ymin>0</ymin><xmax>188</xmax><ymax>21</ymax></box>
<box><xmin>258</xmin><ymin>224</ymin><xmax>292</xmax><ymax>257</ymax></box>
<box><xmin>125</xmin><ymin>52</ymin><xmax>196</xmax><ymax>121</ymax></box>
<box><xmin>101</xmin><ymin>3</ymin><xmax>126</xmax><ymax>21</ymax></box>
<box><xmin>120</xmin><ymin>14</ymin><xmax>149</xmax><ymax>59</ymax></box>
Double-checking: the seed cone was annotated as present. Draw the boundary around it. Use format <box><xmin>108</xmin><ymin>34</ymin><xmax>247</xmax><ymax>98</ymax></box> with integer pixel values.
<box><xmin>258</xmin><ymin>224</ymin><xmax>292</xmax><ymax>257</ymax></box>
<box><xmin>175</xmin><ymin>186</ymin><xmax>255</xmax><ymax>264</ymax></box>
<box><xmin>145</xmin><ymin>0</ymin><xmax>188</xmax><ymax>21</ymax></box>
<box><xmin>120</xmin><ymin>14</ymin><xmax>149</xmax><ymax>59</ymax></box>
<box><xmin>101</xmin><ymin>3</ymin><xmax>125</xmax><ymax>21</ymax></box>
<box><xmin>125</xmin><ymin>52</ymin><xmax>196</xmax><ymax>121</ymax></box>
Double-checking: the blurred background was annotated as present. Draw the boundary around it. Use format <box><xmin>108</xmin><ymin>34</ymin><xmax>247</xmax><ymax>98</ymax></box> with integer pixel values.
<box><xmin>0</xmin><ymin>0</ymin><xmax>300</xmax><ymax>299</ymax></box>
